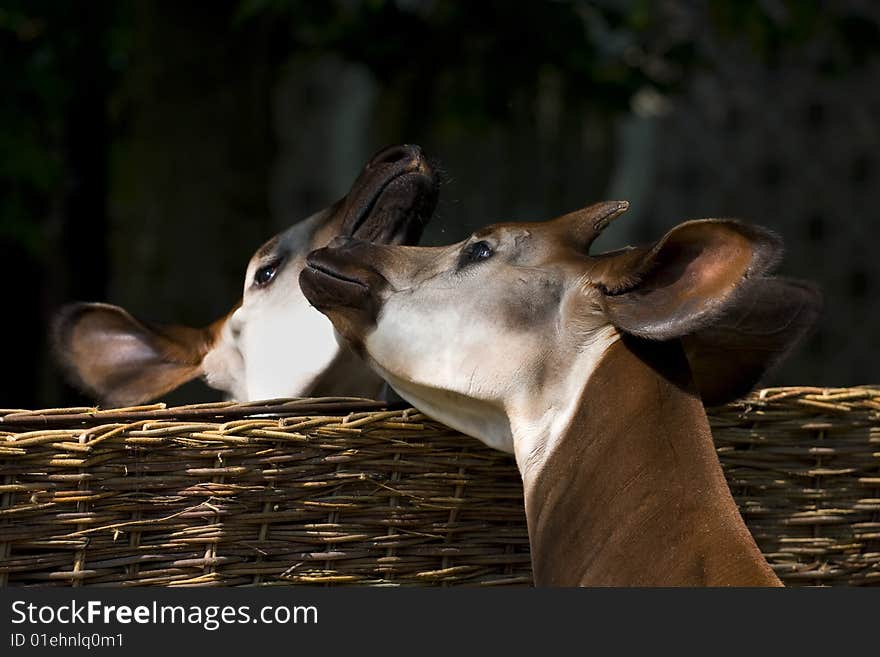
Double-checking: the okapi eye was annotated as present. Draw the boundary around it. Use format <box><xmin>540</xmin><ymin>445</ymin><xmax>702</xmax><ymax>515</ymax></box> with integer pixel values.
<box><xmin>464</xmin><ymin>241</ymin><xmax>493</xmax><ymax>262</ymax></box>
<box><xmin>254</xmin><ymin>262</ymin><xmax>279</xmax><ymax>287</ymax></box>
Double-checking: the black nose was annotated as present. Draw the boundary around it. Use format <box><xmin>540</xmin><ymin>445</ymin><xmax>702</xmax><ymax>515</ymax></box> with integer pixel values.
<box><xmin>367</xmin><ymin>144</ymin><xmax>423</xmax><ymax>169</ymax></box>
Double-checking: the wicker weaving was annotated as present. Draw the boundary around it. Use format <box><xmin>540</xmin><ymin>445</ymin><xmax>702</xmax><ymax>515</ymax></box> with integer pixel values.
<box><xmin>1</xmin><ymin>388</ymin><xmax>878</xmax><ymax>586</ymax></box>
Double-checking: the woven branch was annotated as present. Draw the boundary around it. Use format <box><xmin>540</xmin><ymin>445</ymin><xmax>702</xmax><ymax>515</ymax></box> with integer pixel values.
<box><xmin>1</xmin><ymin>387</ymin><xmax>879</xmax><ymax>586</ymax></box>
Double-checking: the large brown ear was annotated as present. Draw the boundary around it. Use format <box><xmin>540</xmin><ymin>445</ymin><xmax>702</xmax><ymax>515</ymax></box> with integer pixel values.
<box><xmin>52</xmin><ymin>303</ymin><xmax>216</xmax><ymax>407</ymax></box>
<box><xmin>682</xmin><ymin>278</ymin><xmax>822</xmax><ymax>405</ymax></box>
<box><xmin>595</xmin><ymin>220</ymin><xmax>784</xmax><ymax>340</ymax></box>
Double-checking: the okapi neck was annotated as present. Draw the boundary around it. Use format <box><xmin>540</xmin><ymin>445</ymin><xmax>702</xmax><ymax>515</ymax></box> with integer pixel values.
<box><xmin>521</xmin><ymin>336</ymin><xmax>781</xmax><ymax>586</ymax></box>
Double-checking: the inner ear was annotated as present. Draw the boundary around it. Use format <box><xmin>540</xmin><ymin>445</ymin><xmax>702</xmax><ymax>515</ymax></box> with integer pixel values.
<box><xmin>596</xmin><ymin>220</ymin><xmax>783</xmax><ymax>340</ymax></box>
<box><xmin>52</xmin><ymin>303</ymin><xmax>217</xmax><ymax>407</ymax></box>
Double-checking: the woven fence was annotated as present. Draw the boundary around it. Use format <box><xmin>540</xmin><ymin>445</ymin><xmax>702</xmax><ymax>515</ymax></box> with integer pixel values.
<box><xmin>1</xmin><ymin>388</ymin><xmax>878</xmax><ymax>587</ymax></box>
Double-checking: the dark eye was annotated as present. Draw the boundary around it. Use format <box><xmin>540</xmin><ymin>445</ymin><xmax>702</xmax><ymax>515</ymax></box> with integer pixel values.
<box><xmin>254</xmin><ymin>261</ymin><xmax>279</xmax><ymax>287</ymax></box>
<box><xmin>463</xmin><ymin>240</ymin><xmax>493</xmax><ymax>263</ymax></box>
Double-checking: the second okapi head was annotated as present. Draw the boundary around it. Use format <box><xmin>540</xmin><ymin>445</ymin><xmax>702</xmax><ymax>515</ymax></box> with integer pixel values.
<box><xmin>53</xmin><ymin>144</ymin><xmax>439</xmax><ymax>407</ymax></box>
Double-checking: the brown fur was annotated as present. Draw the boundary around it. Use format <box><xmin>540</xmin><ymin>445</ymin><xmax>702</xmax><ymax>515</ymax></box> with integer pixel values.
<box><xmin>526</xmin><ymin>336</ymin><xmax>782</xmax><ymax>586</ymax></box>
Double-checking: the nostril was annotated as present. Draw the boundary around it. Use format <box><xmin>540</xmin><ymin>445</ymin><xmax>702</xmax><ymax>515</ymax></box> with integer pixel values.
<box><xmin>368</xmin><ymin>144</ymin><xmax>421</xmax><ymax>168</ymax></box>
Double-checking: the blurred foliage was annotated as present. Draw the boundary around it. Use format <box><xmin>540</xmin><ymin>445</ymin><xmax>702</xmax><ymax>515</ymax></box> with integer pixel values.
<box><xmin>233</xmin><ymin>0</ymin><xmax>880</xmax><ymax>131</ymax></box>
<box><xmin>0</xmin><ymin>0</ymin><xmax>129</xmax><ymax>257</ymax></box>
<box><xmin>2</xmin><ymin>0</ymin><xmax>879</xmax><ymax>255</ymax></box>
<box><xmin>710</xmin><ymin>1</ymin><xmax>880</xmax><ymax>71</ymax></box>
<box><xmin>236</xmin><ymin>0</ymin><xmax>701</xmax><ymax>127</ymax></box>
<box><xmin>0</xmin><ymin>2</ymin><xmax>66</xmax><ymax>256</ymax></box>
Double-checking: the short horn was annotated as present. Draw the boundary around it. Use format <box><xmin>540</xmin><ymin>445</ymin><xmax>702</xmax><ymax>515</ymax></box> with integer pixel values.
<box><xmin>556</xmin><ymin>200</ymin><xmax>630</xmax><ymax>249</ymax></box>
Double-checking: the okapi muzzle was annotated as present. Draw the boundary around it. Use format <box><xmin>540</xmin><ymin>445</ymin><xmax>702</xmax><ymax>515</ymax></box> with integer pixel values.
<box><xmin>337</xmin><ymin>144</ymin><xmax>438</xmax><ymax>245</ymax></box>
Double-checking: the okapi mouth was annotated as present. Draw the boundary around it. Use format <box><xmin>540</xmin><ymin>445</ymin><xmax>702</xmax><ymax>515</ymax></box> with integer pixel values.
<box><xmin>341</xmin><ymin>144</ymin><xmax>439</xmax><ymax>246</ymax></box>
<box><xmin>304</xmin><ymin>258</ymin><xmax>370</xmax><ymax>293</ymax></box>
<box><xmin>300</xmin><ymin>240</ymin><xmax>384</xmax><ymax>314</ymax></box>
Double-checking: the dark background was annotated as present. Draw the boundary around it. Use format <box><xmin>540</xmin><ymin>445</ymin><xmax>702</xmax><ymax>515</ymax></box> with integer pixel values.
<box><xmin>2</xmin><ymin>0</ymin><xmax>879</xmax><ymax>409</ymax></box>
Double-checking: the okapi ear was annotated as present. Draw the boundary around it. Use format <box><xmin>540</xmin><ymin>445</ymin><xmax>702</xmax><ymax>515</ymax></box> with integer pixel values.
<box><xmin>683</xmin><ymin>277</ymin><xmax>822</xmax><ymax>406</ymax></box>
<box><xmin>595</xmin><ymin>220</ymin><xmax>784</xmax><ymax>341</ymax></box>
<box><xmin>52</xmin><ymin>303</ymin><xmax>216</xmax><ymax>407</ymax></box>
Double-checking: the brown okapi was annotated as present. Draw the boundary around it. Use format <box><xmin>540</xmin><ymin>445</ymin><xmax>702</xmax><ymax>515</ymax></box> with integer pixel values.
<box><xmin>52</xmin><ymin>145</ymin><xmax>438</xmax><ymax>407</ymax></box>
<box><xmin>299</xmin><ymin>200</ymin><xmax>821</xmax><ymax>586</ymax></box>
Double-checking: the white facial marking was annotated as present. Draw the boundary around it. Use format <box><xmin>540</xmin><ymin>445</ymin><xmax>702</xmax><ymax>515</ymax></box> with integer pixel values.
<box><xmin>240</xmin><ymin>288</ymin><xmax>341</xmax><ymax>400</ymax></box>
<box><xmin>365</xmin><ymin>285</ymin><xmax>523</xmax><ymax>452</ymax></box>
<box><xmin>200</xmin><ymin>209</ymin><xmax>348</xmax><ymax>401</ymax></box>
<box><xmin>202</xmin><ymin>288</ymin><xmax>342</xmax><ymax>401</ymax></box>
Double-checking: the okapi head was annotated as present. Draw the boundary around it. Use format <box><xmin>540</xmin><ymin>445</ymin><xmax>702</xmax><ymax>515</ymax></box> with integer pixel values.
<box><xmin>53</xmin><ymin>144</ymin><xmax>439</xmax><ymax>407</ymax></box>
<box><xmin>301</xmin><ymin>200</ymin><xmax>821</xmax><ymax>585</ymax></box>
